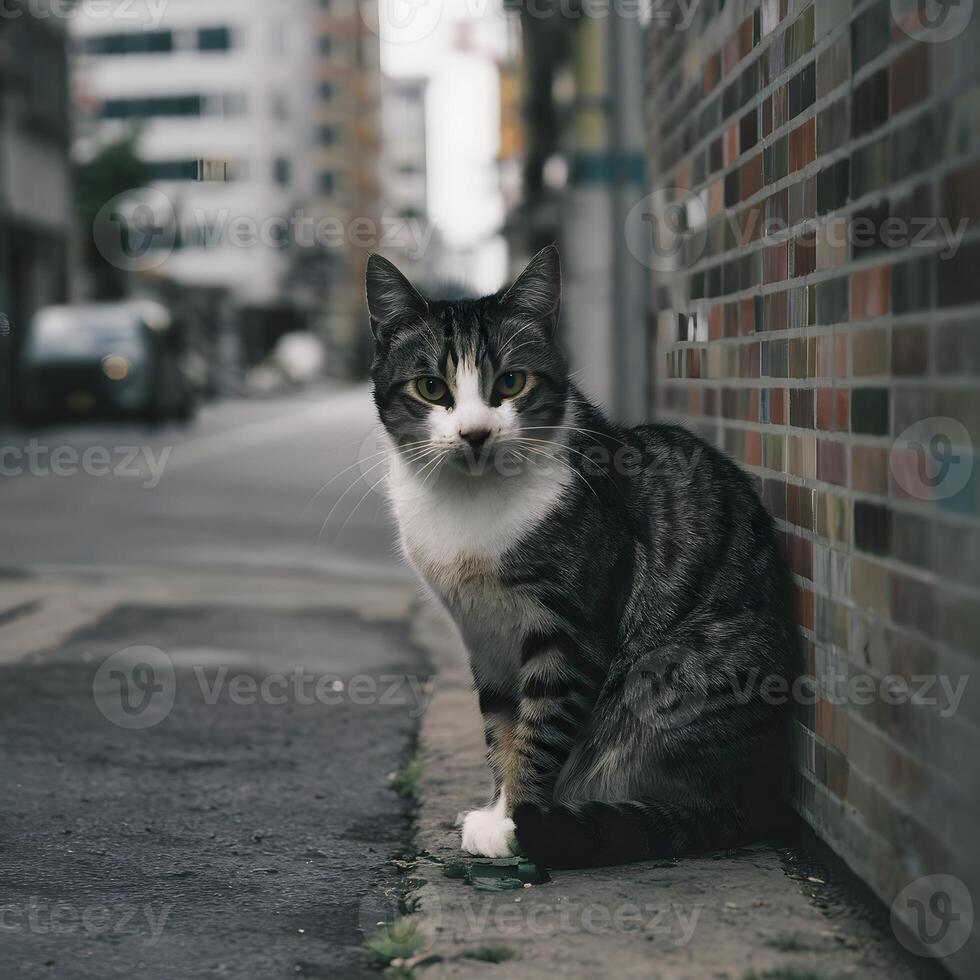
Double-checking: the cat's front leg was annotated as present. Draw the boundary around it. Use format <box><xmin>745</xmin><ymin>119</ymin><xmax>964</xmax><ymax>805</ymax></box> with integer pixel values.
<box><xmin>460</xmin><ymin>789</ymin><xmax>517</xmax><ymax>857</ymax></box>
<box><xmin>460</xmin><ymin>696</ymin><xmax>518</xmax><ymax>858</ymax></box>
<box><xmin>461</xmin><ymin>639</ymin><xmax>601</xmax><ymax>857</ymax></box>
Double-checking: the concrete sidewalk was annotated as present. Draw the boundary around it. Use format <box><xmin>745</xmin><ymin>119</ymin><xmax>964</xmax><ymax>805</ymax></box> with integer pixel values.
<box><xmin>391</xmin><ymin>600</ymin><xmax>932</xmax><ymax>980</ymax></box>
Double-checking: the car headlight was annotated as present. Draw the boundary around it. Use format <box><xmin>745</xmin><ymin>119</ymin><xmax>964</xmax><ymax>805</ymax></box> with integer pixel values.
<box><xmin>102</xmin><ymin>355</ymin><xmax>130</xmax><ymax>381</ymax></box>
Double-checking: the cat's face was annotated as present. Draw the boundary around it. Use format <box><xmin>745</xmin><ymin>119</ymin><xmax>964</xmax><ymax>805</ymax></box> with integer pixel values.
<box><xmin>366</xmin><ymin>247</ymin><xmax>569</xmax><ymax>478</ymax></box>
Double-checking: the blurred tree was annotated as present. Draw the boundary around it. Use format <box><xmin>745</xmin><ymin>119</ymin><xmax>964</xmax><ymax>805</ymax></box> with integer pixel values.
<box><xmin>75</xmin><ymin>136</ymin><xmax>151</xmax><ymax>298</ymax></box>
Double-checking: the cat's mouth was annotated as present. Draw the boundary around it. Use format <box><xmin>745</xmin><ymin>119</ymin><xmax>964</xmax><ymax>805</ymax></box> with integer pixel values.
<box><xmin>446</xmin><ymin>441</ymin><xmax>502</xmax><ymax>474</ymax></box>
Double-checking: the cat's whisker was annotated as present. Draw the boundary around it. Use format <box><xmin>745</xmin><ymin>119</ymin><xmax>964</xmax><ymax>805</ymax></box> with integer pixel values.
<box><xmin>512</xmin><ymin>437</ymin><xmax>623</xmax><ymax>495</ymax></box>
<box><xmin>513</xmin><ymin>435</ymin><xmax>607</xmax><ymax>468</ymax></box>
<box><xmin>498</xmin><ymin>320</ymin><xmax>539</xmax><ymax>359</ymax></box>
<box><xmin>416</xmin><ymin>450</ymin><xmax>448</xmax><ymax>493</ymax></box>
<box><xmin>303</xmin><ymin>452</ymin><xmax>390</xmax><ymax>514</ymax></box>
<box><xmin>520</xmin><ymin>424</ymin><xmax>632</xmax><ymax>449</ymax></box>
<box><xmin>498</xmin><ymin>338</ymin><xmax>537</xmax><ymax>362</ymax></box>
<box><xmin>303</xmin><ymin>438</ymin><xmax>435</xmax><ymax>513</ymax></box>
<box><xmin>509</xmin><ymin>442</ymin><xmax>600</xmax><ymax>501</ymax></box>
<box><xmin>315</xmin><ymin>445</ymin><xmax>437</xmax><ymax>542</ymax></box>
<box><xmin>316</xmin><ymin>456</ymin><xmax>390</xmax><ymax>544</ymax></box>
<box><xmin>333</xmin><ymin>471</ymin><xmax>392</xmax><ymax>541</ymax></box>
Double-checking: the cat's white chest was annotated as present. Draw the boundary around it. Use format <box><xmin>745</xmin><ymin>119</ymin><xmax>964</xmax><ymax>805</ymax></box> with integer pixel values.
<box><xmin>386</xmin><ymin>451</ymin><xmax>567</xmax><ymax>677</ymax></box>
<box><xmin>386</xmin><ymin>449</ymin><xmax>570</xmax><ymax>570</ymax></box>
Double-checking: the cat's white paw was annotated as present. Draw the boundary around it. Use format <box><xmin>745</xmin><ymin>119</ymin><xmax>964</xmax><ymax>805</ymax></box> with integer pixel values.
<box><xmin>460</xmin><ymin>797</ymin><xmax>517</xmax><ymax>857</ymax></box>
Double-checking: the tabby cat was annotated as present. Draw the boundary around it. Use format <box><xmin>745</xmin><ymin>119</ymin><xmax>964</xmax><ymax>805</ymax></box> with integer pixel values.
<box><xmin>366</xmin><ymin>247</ymin><xmax>797</xmax><ymax>869</ymax></box>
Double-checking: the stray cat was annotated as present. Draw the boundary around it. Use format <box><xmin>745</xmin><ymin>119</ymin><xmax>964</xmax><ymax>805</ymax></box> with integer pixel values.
<box><xmin>366</xmin><ymin>246</ymin><xmax>798</xmax><ymax>869</ymax></box>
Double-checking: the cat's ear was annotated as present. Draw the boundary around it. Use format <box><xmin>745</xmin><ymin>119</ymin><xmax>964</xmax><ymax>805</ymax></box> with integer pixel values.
<box><xmin>501</xmin><ymin>245</ymin><xmax>561</xmax><ymax>323</ymax></box>
<box><xmin>365</xmin><ymin>254</ymin><xmax>428</xmax><ymax>345</ymax></box>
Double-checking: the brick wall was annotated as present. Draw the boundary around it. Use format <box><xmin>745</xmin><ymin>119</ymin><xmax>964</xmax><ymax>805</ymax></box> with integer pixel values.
<box><xmin>643</xmin><ymin>1</ymin><xmax>978</xmax><ymax>974</ymax></box>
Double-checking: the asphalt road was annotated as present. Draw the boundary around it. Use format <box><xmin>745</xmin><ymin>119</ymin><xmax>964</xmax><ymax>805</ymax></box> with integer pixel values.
<box><xmin>0</xmin><ymin>388</ymin><xmax>430</xmax><ymax>980</ymax></box>
<box><xmin>0</xmin><ymin>386</ymin><xmax>401</xmax><ymax>574</ymax></box>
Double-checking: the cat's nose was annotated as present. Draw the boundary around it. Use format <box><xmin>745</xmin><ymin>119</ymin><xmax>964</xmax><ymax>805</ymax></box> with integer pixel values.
<box><xmin>460</xmin><ymin>428</ymin><xmax>491</xmax><ymax>451</ymax></box>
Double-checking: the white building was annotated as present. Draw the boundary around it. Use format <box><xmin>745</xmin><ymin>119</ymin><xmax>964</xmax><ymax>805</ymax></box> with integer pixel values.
<box><xmin>379</xmin><ymin>75</ymin><xmax>431</xmax><ymax>284</ymax></box>
<box><xmin>70</xmin><ymin>0</ymin><xmax>316</xmax><ymax>309</ymax></box>
<box><xmin>381</xmin><ymin>76</ymin><xmax>428</xmax><ymax>230</ymax></box>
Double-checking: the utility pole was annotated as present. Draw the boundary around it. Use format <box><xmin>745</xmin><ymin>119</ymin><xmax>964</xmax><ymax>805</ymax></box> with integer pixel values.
<box><xmin>0</xmin><ymin>23</ymin><xmax>15</xmax><ymax>423</ymax></box>
<box><xmin>608</xmin><ymin>10</ymin><xmax>648</xmax><ymax>424</ymax></box>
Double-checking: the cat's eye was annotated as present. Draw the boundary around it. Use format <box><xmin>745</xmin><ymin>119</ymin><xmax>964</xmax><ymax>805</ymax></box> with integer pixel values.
<box><xmin>494</xmin><ymin>370</ymin><xmax>527</xmax><ymax>399</ymax></box>
<box><xmin>416</xmin><ymin>377</ymin><xmax>448</xmax><ymax>402</ymax></box>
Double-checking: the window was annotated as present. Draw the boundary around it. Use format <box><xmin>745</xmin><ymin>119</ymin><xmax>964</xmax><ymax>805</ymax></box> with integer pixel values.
<box><xmin>221</xmin><ymin>93</ymin><xmax>248</xmax><ymax>116</ymax></box>
<box><xmin>101</xmin><ymin>93</ymin><xmax>246</xmax><ymax>121</ymax></box>
<box><xmin>198</xmin><ymin>27</ymin><xmax>231</xmax><ymax>52</ymax></box>
<box><xmin>149</xmin><ymin>160</ymin><xmax>200</xmax><ymax>181</ymax></box>
<box><xmin>17</xmin><ymin>26</ymin><xmax>68</xmax><ymax>134</ymax></box>
<box><xmin>271</xmin><ymin>92</ymin><xmax>289</xmax><ymax>120</ymax></box>
<box><xmin>318</xmin><ymin>125</ymin><xmax>338</xmax><ymax>146</ymax></box>
<box><xmin>319</xmin><ymin>36</ymin><xmax>332</xmax><ymax>56</ymax></box>
<box><xmin>103</xmin><ymin>96</ymin><xmax>200</xmax><ymax>120</ymax></box>
<box><xmin>319</xmin><ymin>171</ymin><xmax>335</xmax><ymax>195</ymax></box>
<box><xmin>146</xmin><ymin>160</ymin><xmax>239</xmax><ymax>182</ymax></box>
<box><xmin>87</xmin><ymin>32</ymin><xmax>174</xmax><ymax>56</ymax></box>
<box><xmin>274</xmin><ymin>158</ymin><xmax>291</xmax><ymax>186</ymax></box>
<box><xmin>319</xmin><ymin>82</ymin><xmax>333</xmax><ymax>102</ymax></box>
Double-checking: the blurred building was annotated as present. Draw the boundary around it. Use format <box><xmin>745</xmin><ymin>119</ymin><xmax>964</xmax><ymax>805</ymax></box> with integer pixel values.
<box><xmin>69</xmin><ymin>0</ymin><xmax>382</xmax><ymax>381</ymax></box>
<box><xmin>0</xmin><ymin>9</ymin><xmax>72</xmax><ymax>422</ymax></box>
<box><xmin>379</xmin><ymin>75</ymin><xmax>431</xmax><ymax>283</ymax></box>
<box><xmin>312</xmin><ymin>0</ymin><xmax>381</xmax><ymax>378</ymax></box>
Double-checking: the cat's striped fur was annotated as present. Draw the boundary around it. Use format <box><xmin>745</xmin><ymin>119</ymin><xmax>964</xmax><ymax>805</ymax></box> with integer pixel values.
<box><xmin>367</xmin><ymin>247</ymin><xmax>798</xmax><ymax>869</ymax></box>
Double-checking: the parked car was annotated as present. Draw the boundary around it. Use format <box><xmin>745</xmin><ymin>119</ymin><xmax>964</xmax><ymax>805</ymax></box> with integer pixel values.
<box><xmin>20</xmin><ymin>302</ymin><xmax>194</xmax><ymax>423</ymax></box>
